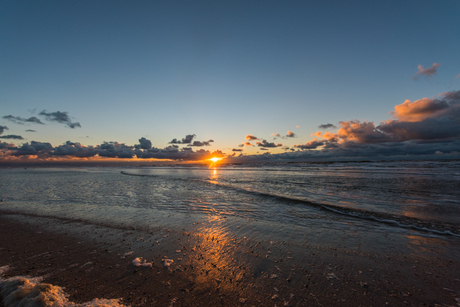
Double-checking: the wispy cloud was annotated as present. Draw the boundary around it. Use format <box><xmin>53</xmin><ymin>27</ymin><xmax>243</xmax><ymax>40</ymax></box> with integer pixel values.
<box><xmin>318</xmin><ymin>123</ymin><xmax>337</xmax><ymax>129</ymax></box>
<box><xmin>39</xmin><ymin>110</ymin><xmax>81</xmax><ymax>128</ymax></box>
<box><xmin>0</xmin><ymin>135</ymin><xmax>24</xmax><ymax>140</ymax></box>
<box><xmin>3</xmin><ymin>115</ymin><xmax>44</xmax><ymax>125</ymax></box>
<box><xmin>413</xmin><ymin>63</ymin><xmax>440</xmax><ymax>80</ymax></box>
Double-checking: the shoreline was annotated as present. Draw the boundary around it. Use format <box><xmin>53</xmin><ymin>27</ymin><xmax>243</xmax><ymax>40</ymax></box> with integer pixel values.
<box><xmin>1</xmin><ymin>212</ymin><xmax>460</xmax><ymax>306</ymax></box>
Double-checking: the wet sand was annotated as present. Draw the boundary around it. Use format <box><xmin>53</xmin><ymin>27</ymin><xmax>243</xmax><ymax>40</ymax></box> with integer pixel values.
<box><xmin>1</xmin><ymin>212</ymin><xmax>460</xmax><ymax>306</ymax></box>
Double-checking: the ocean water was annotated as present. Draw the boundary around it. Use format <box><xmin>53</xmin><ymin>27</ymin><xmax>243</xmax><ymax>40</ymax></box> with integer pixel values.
<box><xmin>1</xmin><ymin>160</ymin><xmax>460</xmax><ymax>306</ymax></box>
<box><xmin>1</xmin><ymin>160</ymin><xmax>459</xmax><ymax>237</ymax></box>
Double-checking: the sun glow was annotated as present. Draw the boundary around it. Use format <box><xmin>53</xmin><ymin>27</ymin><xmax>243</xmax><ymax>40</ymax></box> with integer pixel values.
<box><xmin>209</xmin><ymin>157</ymin><xmax>221</xmax><ymax>163</ymax></box>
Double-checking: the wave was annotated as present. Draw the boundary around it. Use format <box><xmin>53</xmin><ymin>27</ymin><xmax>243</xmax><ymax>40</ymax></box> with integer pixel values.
<box><xmin>120</xmin><ymin>170</ymin><xmax>460</xmax><ymax>237</ymax></box>
<box><xmin>210</xmin><ymin>182</ymin><xmax>460</xmax><ymax>237</ymax></box>
<box><xmin>0</xmin><ymin>266</ymin><xmax>126</xmax><ymax>307</ymax></box>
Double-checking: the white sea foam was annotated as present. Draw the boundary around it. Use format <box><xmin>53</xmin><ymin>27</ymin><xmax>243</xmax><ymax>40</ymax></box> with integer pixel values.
<box><xmin>132</xmin><ymin>257</ymin><xmax>152</xmax><ymax>268</ymax></box>
<box><xmin>0</xmin><ymin>268</ymin><xmax>127</xmax><ymax>307</ymax></box>
<box><xmin>162</xmin><ymin>259</ymin><xmax>174</xmax><ymax>268</ymax></box>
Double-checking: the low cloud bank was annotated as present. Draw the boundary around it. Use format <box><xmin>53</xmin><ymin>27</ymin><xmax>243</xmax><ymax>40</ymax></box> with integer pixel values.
<box><xmin>0</xmin><ymin>137</ymin><xmax>216</xmax><ymax>161</ymax></box>
<box><xmin>236</xmin><ymin>90</ymin><xmax>460</xmax><ymax>162</ymax></box>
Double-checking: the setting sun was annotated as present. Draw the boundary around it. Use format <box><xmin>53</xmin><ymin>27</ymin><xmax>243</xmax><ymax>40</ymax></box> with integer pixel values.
<box><xmin>209</xmin><ymin>157</ymin><xmax>222</xmax><ymax>163</ymax></box>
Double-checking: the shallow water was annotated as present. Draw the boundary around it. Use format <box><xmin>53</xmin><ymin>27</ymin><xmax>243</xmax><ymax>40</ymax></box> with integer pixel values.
<box><xmin>1</xmin><ymin>161</ymin><xmax>460</xmax><ymax>306</ymax></box>
<box><xmin>1</xmin><ymin>161</ymin><xmax>459</xmax><ymax>238</ymax></box>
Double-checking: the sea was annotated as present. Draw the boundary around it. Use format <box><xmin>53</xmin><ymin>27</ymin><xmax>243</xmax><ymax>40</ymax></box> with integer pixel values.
<box><xmin>1</xmin><ymin>160</ymin><xmax>460</xmax><ymax>306</ymax></box>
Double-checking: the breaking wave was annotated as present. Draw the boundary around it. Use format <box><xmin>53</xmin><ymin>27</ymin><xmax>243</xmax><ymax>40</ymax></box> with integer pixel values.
<box><xmin>0</xmin><ymin>266</ymin><xmax>127</xmax><ymax>307</ymax></box>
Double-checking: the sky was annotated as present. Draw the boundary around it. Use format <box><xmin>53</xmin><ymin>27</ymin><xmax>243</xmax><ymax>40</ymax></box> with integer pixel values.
<box><xmin>1</xmin><ymin>0</ymin><xmax>460</xmax><ymax>164</ymax></box>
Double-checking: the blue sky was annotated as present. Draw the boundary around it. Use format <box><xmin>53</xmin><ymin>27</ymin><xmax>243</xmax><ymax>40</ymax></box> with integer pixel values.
<box><xmin>1</xmin><ymin>0</ymin><xmax>460</xmax><ymax>163</ymax></box>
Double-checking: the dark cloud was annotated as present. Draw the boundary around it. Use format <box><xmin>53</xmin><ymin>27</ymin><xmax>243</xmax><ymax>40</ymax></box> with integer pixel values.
<box><xmin>0</xmin><ymin>125</ymin><xmax>8</xmax><ymax>135</ymax></box>
<box><xmin>188</xmin><ymin>139</ymin><xmax>214</xmax><ymax>147</ymax></box>
<box><xmin>3</xmin><ymin>115</ymin><xmax>44</xmax><ymax>125</ymax></box>
<box><xmin>245</xmin><ymin>134</ymin><xmax>258</xmax><ymax>141</ymax></box>
<box><xmin>0</xmin><ymin>135</ymin><xmax>24</xmax><ymax>140</ymax></box>
<box><xmin>25</xmin><ymin>129</ymin><xmax>36</xmax><ymax>132</ymax></box>
<box><xmin>294</xmin><ymin>139</ymin><xmax>325</xmax><ymax>150</ymax></box>
<box><xmin>286</xmin><ymin>131</ymin><xmax>296</xmax><ymax>138</ymax></box>
<box><xmin>0</xmin><ymin>141</ymin><xmax>13</xmax><ymax>149</ymax></box>
<box><xmin>318</xmin><ymin>123</ymin><xmax>337</xmax><ymax>129</ymax></box>
<box><xmin>39</xmin><ymin>110</ymin><xmax>81</xmax><ymax>128</ymax></box>
<box><xmin>98</xmin><ymin>142</ymin><xmax>135</xmax><ymax>158</ymax></box>
<box><xmin>169</xmin><ymin>134</ymin><xmax>195</xmax><ymax>144</ymax></box>
<box><xmin>413</xmin><ymin>63</ymin><xmax>440</xmax><ymax>80</ymax></box>
<box><xmin>12</xmin><ymin>141</ymin><xmax>53</xmax><ymax>156</ymax></box>
<box><xmin>256</xmin><ymin>139</ymin><xmax>283</xmax><ymax>148</ymax></box>
<box><xmin>232</xmin><ymin>148</ymin><xmax>243</xmax><ymax>152</ymax></box>
<box><xmin>53</xmin><ymin>141</ymin><xmax>98</xmax><ymax>157</ymax></box>
<box><xmin>136</xmin><ymin>137</ymin><xmax>152</xmax><ymax>150</ymax></box>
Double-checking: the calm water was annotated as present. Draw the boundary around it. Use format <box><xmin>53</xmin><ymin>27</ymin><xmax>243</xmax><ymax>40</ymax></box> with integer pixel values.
<box><xmin>1</xmin><ymin>160</ymin><xmax>459</xmax><ymax>237</ymax></box>
<box><xmin>1</xmin><ymin>161</ymin><xmax>460</xmax><ymax>306</ymax></box>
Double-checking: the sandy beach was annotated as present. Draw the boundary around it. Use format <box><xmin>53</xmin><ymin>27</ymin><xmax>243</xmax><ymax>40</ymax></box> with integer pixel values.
<box><xmin>1</xmin><ymin>211</ymin><xmax>460</xmax><ymax>307</ymax></box>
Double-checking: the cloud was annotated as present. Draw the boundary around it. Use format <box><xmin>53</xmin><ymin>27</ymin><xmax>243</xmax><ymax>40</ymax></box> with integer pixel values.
<box><xmin>256</xmin><ymin>139</ymin><xmax>283</xmax><ymax>148</ymax></box>
<box><xmin>242</xmin><ymin>141</ymin><xmax>254</xmax><ymax>146</ymax></box>
<box><xmin>53</xmin><ymin>141</ymin><xmax>98</xmax><ymax>157</ymax></box>
<box><xmin>188</xmin><ymin>139</ymin><xmax>214</xmax><ymax>147</ymax></box>
<box><xmin>0</xmin><ymin>125</ymin><xmax>8</xmax><ymax>135</ymax></box>
<box><xmin>169</xmin><ymin>134</ymin><xmax>195</xmax><ymax>144</ymax></box>
<box><xmin>3</xmin><ymin>115</ymin><xmax>44</xmax><ymax>125</ymax></box>
<box><xmin>391</xmin><ymin>98</ymin><xmax>450</xmax><ymax>122</ymax></box>
<box><xmin>286</xmin><ymin>131</ymin><xmax>296</xmax><ymax>138</ymax></box>
<box><xmin>271</xmin><ymin>133</ymin><xmax>281</xmax><ymax>138</ymax></box>
<box><xmin>457</xmin><ymin>74</ymin><xmax>460</xmax><ymax>79</ymax></box>
<box><xmin>294</xmin><ymin>139</ymin><xmax>325</xmax><ymax>150</ymax></box>
<box><xmin>245</xmin><ymin>134</ymin><xmax>258</xmax><ymax>141</ymax></box>
<box><xmin>25</xmin><ymin>129</ymin><xmax>36</xmax><ymax>132</ymax></box>
<box><xmin>413</xmin><ymin>63</ymin><xmax>440</xmax><ymax>80</ymax></box>
<box><xmin>39</xmin><ymin>111</ymin><xmax>81</xmax><ymax>128</ymax></box>
<box><xmin>318</xmin><ymin>123</ymin><xmax>337</xmax><ymax>129</ymax></box>
<box><xmin>0</xmin><ymin>135</ymin><xmax>24</xmax><ymax>140</ymax></box>
<box><xmin>232</xmin><ymin>148</ymin><xmax>243</xmax><ymax>152</ymax></box>
<box><xmin>12</xmin><ymin>141</ymin><xmax>53</xmax><ymax>156</ymax></box>
<box><xmin>136</xmin><ymin>137</ymin><xmax>152</xmax><ymax>150</ymax></box>
<box><xmin>0</xmin><ymin>141</ymin><xmax>14</xmax><ymax>149</ymax></box>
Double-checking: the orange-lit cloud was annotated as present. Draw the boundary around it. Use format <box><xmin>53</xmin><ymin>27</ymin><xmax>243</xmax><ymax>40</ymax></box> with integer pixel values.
<box><xmin>391</xmin><ymin>97</ymin><xmax>450</xmax><ymax>122</ymax></box>
<box><xmin>311</xmin><ymin>131</ymin><xmax>322</xmax><ymax>137</ymax></box>
<box><xmin>286</xmin><ymin>131</ymin><xmax>295</xmax><ymax>138</ymax></box>
<box><xmin>245</xmin><ymin>134</ymin><xmax>258</xmax><ymax>141</ymax></box>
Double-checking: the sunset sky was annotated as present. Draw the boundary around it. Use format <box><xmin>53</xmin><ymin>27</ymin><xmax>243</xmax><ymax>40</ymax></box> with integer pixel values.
<box><xmin>1</xmin><ymin>1</ymin><xmax>460</xmax><ymax>163</ymax></box>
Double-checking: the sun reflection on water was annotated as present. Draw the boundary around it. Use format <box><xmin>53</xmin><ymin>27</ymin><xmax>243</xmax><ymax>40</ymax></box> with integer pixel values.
<box><xmin>209</xmin><ymin>168</ymin><xmax>219</xmax><ymax>184</ymax></box>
